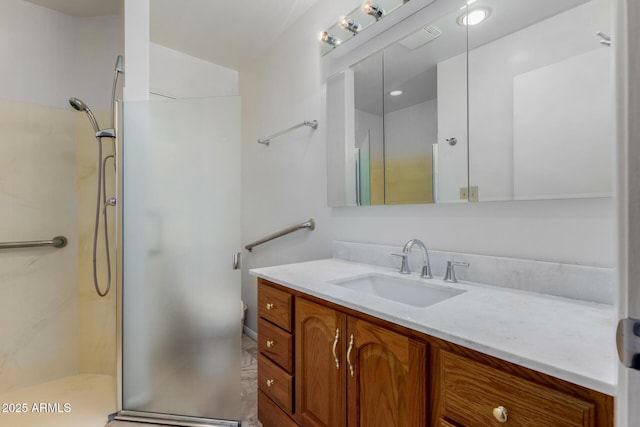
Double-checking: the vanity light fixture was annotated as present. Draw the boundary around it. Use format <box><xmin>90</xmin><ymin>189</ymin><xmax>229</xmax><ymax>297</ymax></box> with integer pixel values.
<box><xmin>340</xmin><ymin>17</ymin><xmax>361</xmax><ymax>34</ymax></box>
<box><xmin>389</xmin><ymin>90</ymin><xmax>403</xmax><ymax>96</ymax></box>
<box><xmin>362</xmin><ymin>1</ymin><xmax>384</xmax><ymax>20</ymax></box>
<box><xmin>458</xmin><ymin>8</ymin><xmax>490</xmax><ymax>26</ymax></box>
<box><xmin>319</xmin><ymin>31</ymin><xmax>340</xmax><ymax>46</ymax></box>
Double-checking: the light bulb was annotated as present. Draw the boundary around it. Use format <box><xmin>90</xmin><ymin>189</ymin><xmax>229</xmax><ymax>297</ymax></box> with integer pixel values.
<box><xmin>340</xmin><ymin>17</ymin><xmax>361</xmax><ymax>34</ymax></box>
<box><xmin>362</xmin><ymin>1</ymin><xmax>384</xmax><ymax>20</ymax></box>
<box><xmin>319</xmin><ymin>31</ymin><xmax>340</xmax><ymax>46</ymax></box>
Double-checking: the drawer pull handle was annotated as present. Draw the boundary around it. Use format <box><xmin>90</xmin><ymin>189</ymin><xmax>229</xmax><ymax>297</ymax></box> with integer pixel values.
<box><xmin>347</xmin><ymin>334</ymin><xmax>355</xmax><ymax>377</ymax></box>
<box><xmin>492</xmin><ymin>406</ymin><xmax>508</xmax><ymax>423</ymax></box>
<box><xmin>266</xmin><ymin>303</ymin><xmax>274</xmax><ymax>310</ymax></box>
<box><xmin>266</xmin><ymin>340</ymin><xmax>275</xmax><ymax>348</ymax></box>
<box><xmin>266</xmin><ymin>379</ymin><xmax>275</xmax><ymax>387</ymax></box>
<box><xmin>332</xmin><ymin>328</ymin><xmax>340</xmax><ymax>369</ymax></box>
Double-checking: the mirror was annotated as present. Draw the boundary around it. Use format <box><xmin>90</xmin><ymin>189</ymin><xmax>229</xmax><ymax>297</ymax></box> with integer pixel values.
<box><xmin>383</xmin><ymin>5</ymin><xmax>469</xmax><ymax>204</ymax></box>
<box><xmin>326</xmin><ymin>0</ymin><xmax>613</xmax><ymax>207</ymax></box>
<box><xmin>466</xmin><ymin>0</ymin><xmax>613</xmax><ymax>201</ymax></box>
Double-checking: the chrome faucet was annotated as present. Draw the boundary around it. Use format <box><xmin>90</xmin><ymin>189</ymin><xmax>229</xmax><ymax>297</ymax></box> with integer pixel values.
<box><xmin>394</xmin><ymin>239</ymin><xmax>433</xmax><ymax>279</ymax></box>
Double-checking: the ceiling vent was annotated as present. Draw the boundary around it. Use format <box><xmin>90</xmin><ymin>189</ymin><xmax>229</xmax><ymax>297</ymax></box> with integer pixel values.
<box><xmin>398</xmin><ymin>25</ymin><xmax>443</xmax><ymax>50</ymax></box>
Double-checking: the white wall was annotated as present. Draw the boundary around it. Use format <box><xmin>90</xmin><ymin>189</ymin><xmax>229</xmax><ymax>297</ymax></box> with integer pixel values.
<box><xmin>74</xmin><ymin>16</ymin><xmax>122</xmax><ymax>111</ymax></box>
<box><xmin>150</xmin><ymin>43</ymin><xmax>239</xmax><ymax>98</ymax></box>
<box><xmin>239</xmin><ymin>0</ymin><xmax>615</xmax><ymax>333</ymax></box>
<box><xmin>0</xmin><ymin>0</ymin><xmax>76</xmax><ymax>109</ymax></box>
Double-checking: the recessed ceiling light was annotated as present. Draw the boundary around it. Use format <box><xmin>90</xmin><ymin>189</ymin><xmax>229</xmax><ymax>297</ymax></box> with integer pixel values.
<box><xmin>458</xmin><ymin>8</ymin><xmax>490</xmax><ymax>26</ymax></box>
<box><xmin>389</xmin><ymin>90</ymin><xmax>403</xmax><ymax>96</ymax></box>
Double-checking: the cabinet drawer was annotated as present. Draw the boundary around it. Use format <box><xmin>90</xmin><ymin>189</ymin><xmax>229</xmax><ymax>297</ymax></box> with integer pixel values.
<box><xmin>259</xmin><ymin>318</ymin><xmax>293</xmax><ymax>373</ymax></box>
<box><xmin>258</xmin><ymin>390</ymin><xmax>298</xmax><ymax>427</ymax></box>
<box><xmin>259</xmin><ymin>281</ymin><xmax>293</xmax><ymax>332</ymax></box>
<box><xmin>259</xmin><ymin>355</ymin><xmax>294</xmax><ymax>414</ymax></box>
<box><xmin>439</xmin><ymin>419</ymin><xmax>461</xmax><ymax>427</ymax></box>
<box><xmin>440</xmin><ymin>351</ymin><xmax>595</xmax><ymax>427</ymax></box>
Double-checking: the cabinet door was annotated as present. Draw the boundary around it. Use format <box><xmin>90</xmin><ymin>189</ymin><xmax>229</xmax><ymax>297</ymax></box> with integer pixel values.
<box><xmin>346</xmin><ymin>317</ymin><xmax>427</xmax><ymax>427</ymax></box>
<box><xmin>295</xmin><ymin>298</ymin><xmax>347</xmax><ymax>427</ymax></box>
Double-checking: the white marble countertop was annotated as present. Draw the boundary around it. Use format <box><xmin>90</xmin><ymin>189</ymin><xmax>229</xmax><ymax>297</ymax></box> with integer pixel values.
<box><xmin>250</xmin><ymin>258</ymin><xmax>618</xmax><ymax>396</ymax></box>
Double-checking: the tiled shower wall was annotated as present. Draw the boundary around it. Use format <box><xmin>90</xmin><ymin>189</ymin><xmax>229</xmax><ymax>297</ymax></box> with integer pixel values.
<box><xmin>0</xmin><ymin>0</ymin><xmax>120</xmax><ymax>392</ymax></box>
<box><xmin>0</xmin><ymin>99</ymin><xmax>79</xmax><ymax>393</ymax></box>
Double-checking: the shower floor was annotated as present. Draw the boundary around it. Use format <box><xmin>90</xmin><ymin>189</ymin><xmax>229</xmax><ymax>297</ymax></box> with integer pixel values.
<box><xmin>0</xmin><ymin>335</ymin><xmax>259</xmax><ymax>427</ymax></box>
<box><xmin>0</xmin><ymin>374</ymin><xmax>116</xmax><ymax>427</ymax></box>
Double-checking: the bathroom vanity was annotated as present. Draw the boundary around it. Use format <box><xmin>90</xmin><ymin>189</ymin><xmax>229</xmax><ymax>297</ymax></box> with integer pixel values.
<box><xmin>252</xmin><ymin>257</ymin><xmax>616</xmax><ymax>427</ymax></box>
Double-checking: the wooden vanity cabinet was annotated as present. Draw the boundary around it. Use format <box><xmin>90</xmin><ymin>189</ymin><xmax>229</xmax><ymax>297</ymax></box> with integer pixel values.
<box><xmin>295</xmin><ymin>297</ymin><xmax>427</xmax><ymax>427</ymax></box>
<box><xmin>346</xmin><ymin>315</ymin><xmax>427</xmax><ymax>427</ymax></box>
<box><xmin>437</xmin><ymin>350</ymin><xmax>596</xmax><ymax>426</ymax></box>
<box><xmin>257</xmin><ymin>279</ymin><xmax>297</xmax><ymax>426</ymax></box>
<box><xmin>430</xmin><ymin>343</ymin><xmax>614</xmax><ymax>427</ymax></box>
<box><xmin>256</xmin><ymin>279</ymin><xmax>614</xmax><ymax>427</ymax></box>
<box><xmin>295</xmin><ymin>298</ymin><xmax>347</xmax><ymax>427</ymax></box>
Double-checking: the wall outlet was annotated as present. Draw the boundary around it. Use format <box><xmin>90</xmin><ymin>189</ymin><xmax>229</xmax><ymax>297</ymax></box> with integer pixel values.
<box><xmin>460</xmin><ymin>187</ymin><xmax>468</xmax><ymax>199</ymax></box>
<box><xmin>469</xmin><ymin>185</ymin><xmax>479</xmax><ymax>202</ymax></box>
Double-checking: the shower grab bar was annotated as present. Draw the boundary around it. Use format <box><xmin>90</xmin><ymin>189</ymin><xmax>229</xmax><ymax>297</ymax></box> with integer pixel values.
<box><xmin>245</xmin><ymin>219</ymin><xmax>315</xmax><ymax>252</ymax></box>
<box><xmin>0</xmin><ymin>235</ymin><xmax>68</xmax><ymax>250</ymax></box>
<box><xmin>258</xmin><ymin>120</ymin><xmax>318</xmax><ymax>145</ymax></box>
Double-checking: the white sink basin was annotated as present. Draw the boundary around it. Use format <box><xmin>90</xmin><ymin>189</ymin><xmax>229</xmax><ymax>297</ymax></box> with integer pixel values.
<box><xmin>329</xmin><ymin>273</ymin><xmax>464</xmax><ymax>308</ymax></box>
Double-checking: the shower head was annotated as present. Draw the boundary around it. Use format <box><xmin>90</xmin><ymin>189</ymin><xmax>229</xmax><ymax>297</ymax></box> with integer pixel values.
<box><xmin>69</xmin><ymin>97</ymin><xmax>100</xmax><ymax>134</ymax></box>
<box><xmin>69</xmin><ymin>97</ymin><xmax>88</xmax><ymax>112</ymax></box>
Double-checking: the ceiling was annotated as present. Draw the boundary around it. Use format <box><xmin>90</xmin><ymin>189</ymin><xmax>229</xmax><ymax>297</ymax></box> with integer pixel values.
<box><xmin>24</xmin><ymin>0</ymin><xmax>319</xmax><ymax>70</ymax></box>
<box><xmin>150</xmin><ymin>0</ymin><xmax>320</xmax><ymax>70</ymax></box>
<box><xmin>24</xmin><ymin>0</ymin><xmax>119</xmax><ymax>17</ymax></box>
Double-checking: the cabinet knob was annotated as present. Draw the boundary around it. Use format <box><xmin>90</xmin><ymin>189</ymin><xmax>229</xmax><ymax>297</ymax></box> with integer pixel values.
<box><xmin>266</xmin><ymin>303</ymin><xmax>274</xmax><ymax>310</ymax></box>
<box><xmin>492</xmin><ymin>406</ymin><xmax>508</xmax><ymax>423</ymax></box>
<box><xmin>266</xmin><ymin>379</ymin><xmax>275</xmax><ymax>387</ymax></box>
<box><xmin>266</xmin><ymin>340</ymin><xmax>275</xmax><ymax>348</ymax></box>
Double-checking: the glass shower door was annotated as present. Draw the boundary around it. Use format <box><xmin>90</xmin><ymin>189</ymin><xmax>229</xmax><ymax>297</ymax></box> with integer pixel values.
<box><xmin>121</xmin><ymin>96</ymin><xmax>242</xmax><ymax>424</ymax></box>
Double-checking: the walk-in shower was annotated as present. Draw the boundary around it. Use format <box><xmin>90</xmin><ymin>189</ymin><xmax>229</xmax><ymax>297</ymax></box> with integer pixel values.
<box><xmin>70</xmin><ymin>55</ymin><xmax>124</xmax><ymax>297</ymax></box>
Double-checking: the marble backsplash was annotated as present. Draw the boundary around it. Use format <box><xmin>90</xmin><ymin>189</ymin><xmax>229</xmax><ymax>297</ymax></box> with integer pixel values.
<box><xmin>333</xmin><ymin>240</ymin><xmax>615</xmax><ymax>305</ymax></box>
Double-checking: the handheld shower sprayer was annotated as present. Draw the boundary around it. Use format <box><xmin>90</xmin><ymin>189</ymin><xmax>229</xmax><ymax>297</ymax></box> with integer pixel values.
<box><xmin>68</xmin><ymin>54</ymin><xmax>124</xmax><ymax>298</ymax></box>
<box><xmin>69</xmin><ymin>97</ymin><xmax>100</xmax><ymax>134</ymax></box>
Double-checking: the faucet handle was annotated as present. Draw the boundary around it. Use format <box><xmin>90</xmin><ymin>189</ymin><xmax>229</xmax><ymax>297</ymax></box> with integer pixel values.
<box><xmin>391</xmin><ymin>253</ymin><xmax>411</xmax><ymax>274</ymax></box>
<box><xmin>444</xmin><ymin>261</ymin><xmax>469</xmax><ymax>283</ymax></box>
